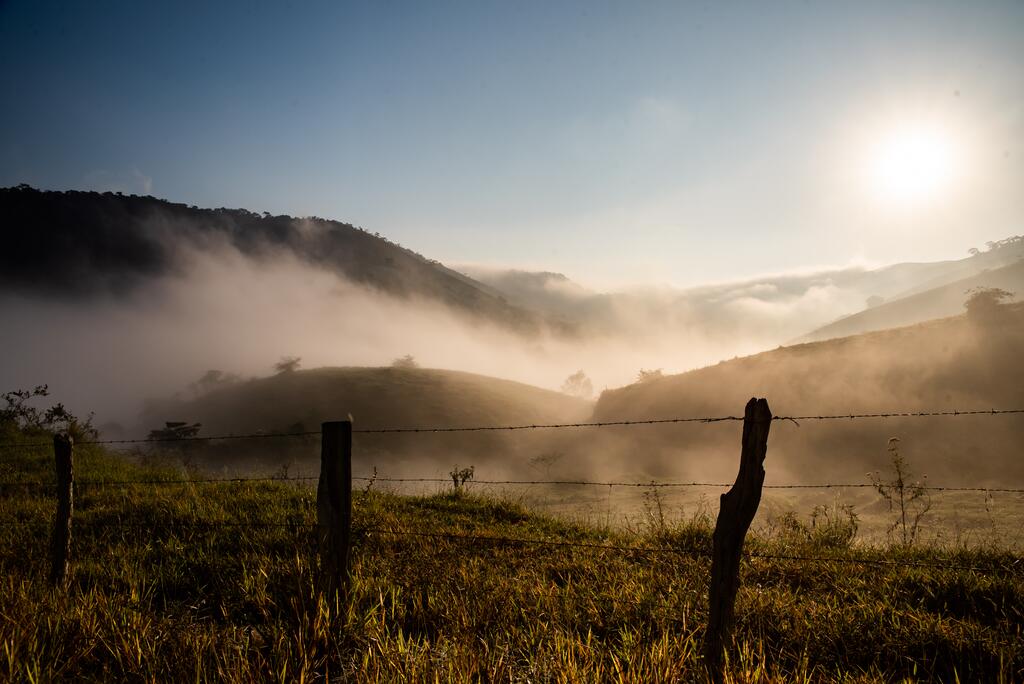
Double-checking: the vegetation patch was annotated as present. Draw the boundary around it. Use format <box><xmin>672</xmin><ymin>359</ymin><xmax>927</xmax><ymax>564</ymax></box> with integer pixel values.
<box><xmin>1</xmin><ymin>435</ymin><xmax>1022</xmax><ymax>682</ymax></box>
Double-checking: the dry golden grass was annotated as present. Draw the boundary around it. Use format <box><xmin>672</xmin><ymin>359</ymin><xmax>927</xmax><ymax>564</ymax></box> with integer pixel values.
<box><xmin>1</xmin><ymin>436</ymin><xmax>1022</xmax><ymax>682</ymax></box>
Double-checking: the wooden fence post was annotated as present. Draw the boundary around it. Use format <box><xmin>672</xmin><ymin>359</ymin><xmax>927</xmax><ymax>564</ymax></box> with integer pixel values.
<box><xmin>50</xmin><ymin>433</ymin><xmax>74</xmax><ymax>587</ymax></box>
<box><xmin>317</xmin><ymin>421</ymin><xmax>352</xmax><ymax>604</ymax></box>
<box><xmin>703</xmin><ymin>398</ymin><xmax>772</xmax><ymax>681</ymax></box>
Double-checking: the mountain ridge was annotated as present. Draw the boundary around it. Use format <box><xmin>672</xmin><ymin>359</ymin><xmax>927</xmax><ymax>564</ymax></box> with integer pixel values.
<box><xmin>798</xmin><ymin>255</ymin><xmax>1024</xmax><ymax>343</ymax></box>
<box><xmin>0</xmin><ymin>185</ymin><xmax>564</xmax><ymax>336</ymax></box>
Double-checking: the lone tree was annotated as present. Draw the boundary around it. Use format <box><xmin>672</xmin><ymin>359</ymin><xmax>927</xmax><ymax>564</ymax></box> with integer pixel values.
<box><xmin>391</xmin><ymin>354</ymin><xmax>419</xmax><ymax>369</ymax></box>
<box><xmin>636</xmin><ymin>368</ymin><xmax>664</xmax><ymax>383</ymax></box>
<box><xmin>189</xmin><ymin>369</ymin><xmax>240</xmax><ymax>396</ymax></box>
<box><xmin>964</xmin><ymin>287</ymin><xmax>1014</xmax><ymax>320</ymax></box>
<box><xmin>1</xmin><ymin>385</ymin><xmax>97</xmax><ymax>440</ymax></box>
<box><xmin>274</xmin><ymin>356</ymin><xmax>302</xmax><ymax>373</ymax></box>
<box><xmin>561</xmin><ymin>370</ymin><xmax>593</xmax><ymax>399</ymax></box>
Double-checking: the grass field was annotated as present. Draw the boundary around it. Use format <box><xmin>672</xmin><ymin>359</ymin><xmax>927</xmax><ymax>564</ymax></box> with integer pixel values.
<box><xmin>1</xmin><ymin>439</ymin><xmax>1022</xmax><ymax>682</ymax></box>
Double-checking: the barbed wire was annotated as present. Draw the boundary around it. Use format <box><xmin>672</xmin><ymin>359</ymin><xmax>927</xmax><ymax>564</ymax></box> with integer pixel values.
<box><xmin>0</xmin><ymin>518</ymin><xmax>314</xmax><ymax>529</ymax></box>
<box><xmin>2</xmin><ymin>475</ymin><xmax>1023</xmax><ymax>493</ymax></box>
<box><xmin>1</xmin><ymin>407</ymin><xmax>1022</xmax><ymax>449</ymax></box>
<box><xmin>353</xmin><ymin>477</ymin><xmax>1024</xmax><ymax>493</ymax></box>
<box><xmin>0</xmin><ymin>430</ymin><xmax>321</xmax><ymax>449</ymax></box>
<box><xmin>353</xmin><ymin>408</ymin><xmax>1024</xmax><ymax>432</ymax></box>
<box><xmin>775</xmin><ymin>408</ymin><xmax>1024</xmax><ymax>422</ymax></box>
<box><xmin>8</xmin><ymin>476</ymin><xmax>320</xmax><ymax>486</ymax></box>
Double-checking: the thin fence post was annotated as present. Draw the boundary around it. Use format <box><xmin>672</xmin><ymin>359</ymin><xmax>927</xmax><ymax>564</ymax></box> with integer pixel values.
<box><xmin>317</xmin><ymin>421</ymin><xmax>352</xmax><ymax>604</ymax></box>
<box><xmin>50</xmin><ymin>433</ymin><xmax>74</xmax><ymax>587</ymax></box>
<box><xmin>703</xmin><ymin>398</ymin><xmax>772</xmax><ymax>681</ymax></box>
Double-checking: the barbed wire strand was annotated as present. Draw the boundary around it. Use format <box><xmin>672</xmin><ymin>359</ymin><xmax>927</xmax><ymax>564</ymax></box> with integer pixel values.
<box><xmin>2</xmin><ymin>475</ymin><xmax>1023</xmax><ymax>493</ymax></box>
<box><xmin>1</xmin><ymin>407</ymin><xmax>1023</xmax><ymax>449</ymax></box>
<box><xmin>0</xmin><ymin>519</ymin><xmax>314</xmax><ymax>529</ymax></box>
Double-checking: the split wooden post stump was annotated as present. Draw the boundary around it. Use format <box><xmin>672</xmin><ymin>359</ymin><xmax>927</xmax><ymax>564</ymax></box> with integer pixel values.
<box><xmin>50</xmin><ymin>433</ymin><xmax>74</xmax><ymax>587</ymax></box>
<box><xmin>703</xmin><ymin>398</ymin><xmax>772</xmax><ymax>681</ymax></box>
<box><xmin>317</xmin><ymin>421</ymin><xmax>352</xmax><ymax>605</ymax></box>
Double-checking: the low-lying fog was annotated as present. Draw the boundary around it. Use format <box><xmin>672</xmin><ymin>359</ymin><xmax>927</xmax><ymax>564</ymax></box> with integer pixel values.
<box><xmin>0</xmin><ymin>217</ymin><xmax>936</xmax><ymax>430</ymax></box>
<box><xmin>5</xmin><ymin>210</ymin><xmax>1023</xmax><ymax>545</ymax></box>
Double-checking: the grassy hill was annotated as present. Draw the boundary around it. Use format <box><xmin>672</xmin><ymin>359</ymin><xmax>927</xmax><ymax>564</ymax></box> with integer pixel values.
<box><xmin>1</xmin><ymin>439</ymin><xmax>1021</xmax><ymax>681</ymax></box>
<box><xmin>140</xmin><ymin>366</ymin><xmax>592</xmax><ymax>476</ymax></box>
<box><xmin>799</xmin><ymin>258</ymin><xmax>1024</xmax><ymax>343</ymax></box>
<box><xmin>588</xmin><ymin>302</ymin><xmax>1024</xmax><ymax>486</ymax></box>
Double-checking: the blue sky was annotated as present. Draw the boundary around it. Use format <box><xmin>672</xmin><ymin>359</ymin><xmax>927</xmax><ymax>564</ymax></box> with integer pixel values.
<box><xmin>2</xmin><ymin>1</ymin><xmax>1022</xmax><ymax>287</ymax></box>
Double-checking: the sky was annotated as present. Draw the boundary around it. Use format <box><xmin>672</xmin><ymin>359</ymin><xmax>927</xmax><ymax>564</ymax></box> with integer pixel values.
<box><xmin>2</xmin><ymin>0</ymin><xmax>1022</xmax><ymax>288</ymax></box>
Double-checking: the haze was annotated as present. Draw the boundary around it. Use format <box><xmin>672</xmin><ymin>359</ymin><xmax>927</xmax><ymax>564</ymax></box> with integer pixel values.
<box><xmin>1</xmin><ymin>3</ymin><xmax>1022</xmax><ymax>484</ymax></box>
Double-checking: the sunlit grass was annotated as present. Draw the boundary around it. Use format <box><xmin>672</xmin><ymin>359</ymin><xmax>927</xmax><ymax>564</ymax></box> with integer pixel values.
<box><xmin>1</xmin><ymin>444</ymin><xmax>1021</xmax><ymax>682</ymax></box>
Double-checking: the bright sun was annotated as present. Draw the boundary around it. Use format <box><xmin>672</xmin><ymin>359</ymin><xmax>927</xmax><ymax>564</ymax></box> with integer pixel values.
<box><xmin>867</xmin><ymin>124</ymin><xmax>958</xmax><ymax>207</ymax></box>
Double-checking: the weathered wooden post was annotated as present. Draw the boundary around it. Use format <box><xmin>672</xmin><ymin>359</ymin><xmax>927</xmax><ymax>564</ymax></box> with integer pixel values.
<box><xmin>703</xmin><ymin>398</ymin><xmax>772</xmax><ymax>681</ymax></box>
<box><xmin>317</xmin><ymin>421</ymin><xmax>352</xmax><ymax>604</ymax></box>
<box><xmin>50</xmin><ymin>433</ymin><xmax>74</xmax><ymax>587</ymax></box>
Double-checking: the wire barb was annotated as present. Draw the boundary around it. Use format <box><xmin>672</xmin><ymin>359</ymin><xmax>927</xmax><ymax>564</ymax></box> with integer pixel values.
<box><xmin>1</xmin><ymin>407</ymin><xmax>1022</xmax><ymax>449</ymax></box>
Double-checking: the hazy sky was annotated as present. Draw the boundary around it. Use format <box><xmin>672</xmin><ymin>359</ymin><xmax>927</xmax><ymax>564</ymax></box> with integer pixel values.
<box><xmin>2</xmin><ymin>1</ymin><xmax>1022</xmax><ymax>287</ymax></box>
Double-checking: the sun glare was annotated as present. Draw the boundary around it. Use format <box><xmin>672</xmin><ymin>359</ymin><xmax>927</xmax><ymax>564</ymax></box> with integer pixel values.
<box><xmin>867</xmin><ymin>124</ymin><xmax>958</xmax><ymax>207</ymax></box>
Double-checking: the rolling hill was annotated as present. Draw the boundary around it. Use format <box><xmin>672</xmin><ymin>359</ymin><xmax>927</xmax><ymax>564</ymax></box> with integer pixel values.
<box><xmin>140</xmin><ymin>366</ymin><xmax>592</xmax><ymax>475</ymax></box>
<box><xmin>585</xmin><ymin>302</ymin><xmax>1024</xmax><ymax>485</ymax></box>
<box><xmin>799</xmin><ymin>257</ymin><xmax>1024</xmax><ymax>343</ymax></box>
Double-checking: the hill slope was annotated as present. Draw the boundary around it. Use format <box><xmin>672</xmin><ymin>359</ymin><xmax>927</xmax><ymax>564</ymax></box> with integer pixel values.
<box><xmin>463</xmin><ymin>239</ymin><xmax>1024</xmax><ymax>353</ymax></box>
<box><xmin>141</xmin><ymin>366</ymin><xmax>592</xmax><ymax>474</ymax></box>
<box><xmin>588</xmin><ymin>303</ymin><xmax>1024</xmax><ymax>485</ymax></box>
<box><xmin>799</xmin><ymin>258</ymin><xmax>1024</xmax><ymax>343</ymax></box>
<box><xmin>0</xmin><ymin>185</ymin><xmax>555</xmax><ymax>334</ymax></box>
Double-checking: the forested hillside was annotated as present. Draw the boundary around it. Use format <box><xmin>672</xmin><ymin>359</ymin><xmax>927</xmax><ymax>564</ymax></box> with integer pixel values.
<box><xmin>0</xmin><ymin>185</ymin><xmax>560</xmax><ymax>334</ymax></box>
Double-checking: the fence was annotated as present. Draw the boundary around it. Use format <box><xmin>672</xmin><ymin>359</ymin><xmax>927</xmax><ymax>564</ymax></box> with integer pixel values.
<box><xmin>3</xmin><ymin>400</ymin><xmax>1024</xmax><ymax>679</ymax></box>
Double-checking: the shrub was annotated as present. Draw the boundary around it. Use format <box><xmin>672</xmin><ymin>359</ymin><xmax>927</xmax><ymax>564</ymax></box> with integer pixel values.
<box><xmin>766</xmin><ymin>502</ymin><xmax>858</xmax><ymax>550</ymax></box>
<box><xmin>869</xmin><ymin>438</ymin><xmax>931</xmax><ymax>546</ymax></box>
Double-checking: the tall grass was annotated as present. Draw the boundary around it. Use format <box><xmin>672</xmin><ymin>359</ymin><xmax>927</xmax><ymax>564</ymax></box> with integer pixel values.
<box><xmin>1</xmin><ymin>443</ymin><xmax>1021</xmax><ymax>682</ymax></box>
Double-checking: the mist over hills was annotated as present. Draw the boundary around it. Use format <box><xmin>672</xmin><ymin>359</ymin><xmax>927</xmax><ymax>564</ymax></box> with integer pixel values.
<box><xmin>799</xmin><ymin>242</ymin><xmax>1024</xmax><ymax>343</ymax></box>
<box><xmin>1</xmin><ymin>184</ymin><xmax>1020</xmax><ymax>438</ymax></box>
<box><xmin>6</xmin><ymin>184</ymin><xmax>1018</xmax><ymax>352</ymax></box>
<box><xmin>0</xmin><ymin>185</ymin><xmax>554</xmax><ymax>335</ymax></box>
<box><xmin>586</xmin><ymin>302</ymin><xmax>1024</xmax><ymax>486</ymax></box>
<box><xmin>133</xmin><ymin>302</ymin><xmax>1024</xmax><ymax>489</ymax></box>
<box><xmin>464</xmin><ymin>238</ymin><xmax>1023</xmax><ymax>345</ymax></box>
